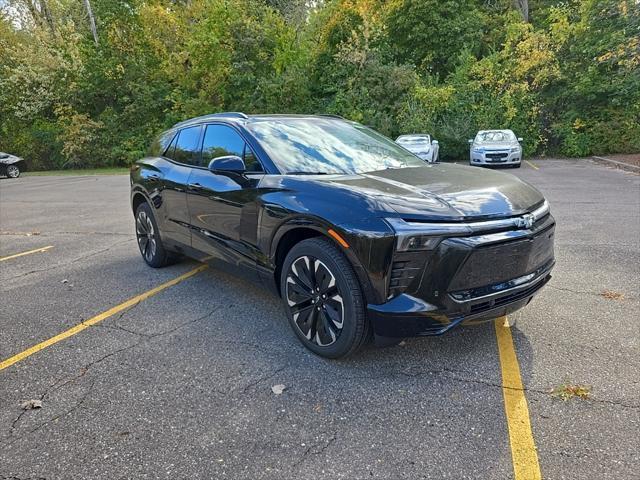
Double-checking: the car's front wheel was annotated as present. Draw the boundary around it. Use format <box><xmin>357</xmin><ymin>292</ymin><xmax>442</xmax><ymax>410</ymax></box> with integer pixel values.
<box><xmin>135</xmin><ymin>202</ymin><xmax>176</xmax><ymax>268</ymax></box>
<box><xmin>6</xmin><ymin>165</ymin><xmax>20</xmax><ymax>178</ymax></box>
<box><xmin>281</xmin><ymin>237</ymin><xmax>369</xmax><ymax>358</ymax></box>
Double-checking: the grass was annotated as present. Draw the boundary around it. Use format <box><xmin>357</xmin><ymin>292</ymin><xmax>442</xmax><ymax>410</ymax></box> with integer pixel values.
<box><xmin>25</xmin><ymin>167</ymin><xmax>129</xmax><ymax>176</ymax></box>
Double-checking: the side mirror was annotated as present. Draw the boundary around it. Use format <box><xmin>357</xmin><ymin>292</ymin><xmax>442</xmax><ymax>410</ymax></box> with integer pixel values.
<box><xmin>517</xmin><ymin>137</ymin><xmax>523</xmax><ymax>142</ymax></box>
<box><xmin>468</xmin><ymin>139</ymin><xmax>473</xmax><ymax>144</ymax></box>
<box><xmin>208</xmin><ymin>155</ymin><xmax>245</xmax><ymax>173</ymax></box>
<box><xmin>432</xmin><ymin>140</ymin><xmax>439</xmax><ymax>145</ymax></box>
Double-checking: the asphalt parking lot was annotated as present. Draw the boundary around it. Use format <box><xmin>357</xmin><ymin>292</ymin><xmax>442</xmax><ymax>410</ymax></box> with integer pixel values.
<box><xmin>1</xmin><ymin>159</ymin><xmax>638</xmax><ymax>479</ymax></box>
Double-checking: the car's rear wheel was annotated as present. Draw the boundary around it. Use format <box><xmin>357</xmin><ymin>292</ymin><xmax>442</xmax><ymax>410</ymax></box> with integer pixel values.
<box><xmin>281</xmin><ymin>237</ymin><xmax>369</xmax><ymax>358</ymax></box>
<box><xmin>6</xmin><ymin>165</ymin><xmax>20</xmax><ymax>178</ymax></box>
<box><xmin>135</xmin><ymin>202</ymin><xmax>176</xmax><ymax>268</ymax></box>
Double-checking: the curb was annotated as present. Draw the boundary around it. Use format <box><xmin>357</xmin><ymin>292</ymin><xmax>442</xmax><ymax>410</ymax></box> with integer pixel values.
<box><xmin>592</xmin><ymin>156</ymin><xmax>640</xmax><ymax>173</ymax></box>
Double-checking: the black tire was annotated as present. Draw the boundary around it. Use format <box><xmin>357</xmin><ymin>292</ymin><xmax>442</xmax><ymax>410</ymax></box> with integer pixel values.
<box><xmin>135</xmin><ymin>202</ymin><xmax>177</xmax><ymax>268</ymax></box>
<box><xmin>280</xmin><ymin>237</ymin><xmax>369</xmax><ymax>359</ymax></box>
<box><xmin>512</xmin><ymin>163</ymin><xmax>521</xmax><ymax>168</ymax></box>
<box><xmin>6</xmin><ymin>164</ymin><xmax>20</xmax><ymax>178</ymax></box>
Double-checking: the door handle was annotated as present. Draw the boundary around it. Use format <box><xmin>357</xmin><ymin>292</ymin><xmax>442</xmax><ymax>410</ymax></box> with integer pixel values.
<box><xmin>188</xmin><ymin>182</ymin><xmax>203</xmax><ymax>190</ymax></box>
<box><xmin>148</xmin><ymin>173</ymin><xmax>161</xmax><ymax>181</ymax></box>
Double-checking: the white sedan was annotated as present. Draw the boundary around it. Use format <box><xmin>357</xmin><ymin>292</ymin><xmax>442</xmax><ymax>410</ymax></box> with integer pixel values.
<box><xmin>468</xmin><ymin>130</ymin><xmax>522</xmax><ymax>168</ymax></box>
<box><xmin>395</xmin><ymin>134</ymin><xmax>439</xmax><ymax>163</ymax></box>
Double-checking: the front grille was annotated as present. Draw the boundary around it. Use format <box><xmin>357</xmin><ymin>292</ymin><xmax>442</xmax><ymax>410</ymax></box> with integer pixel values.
<box><xmin>448</xmin><ymin>225</ymin><xmax>555</xmax><ymax>291</ymax></box>
<box><xmin>450</xmin><ymin>260</ymin><xmax>554</xmax><ymax>301</ymax></box>
<box><xmin>468</xmin><ymin>275</ymin><xmax>549</xmax><ymax>314</ymax></box>
<box><xmin>486</xmin><ymin>152</ymin><xmax>508</xmax><ymax>161</ymax></box>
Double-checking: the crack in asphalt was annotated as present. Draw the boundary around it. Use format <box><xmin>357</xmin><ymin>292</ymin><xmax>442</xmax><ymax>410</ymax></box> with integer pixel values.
<box><xmin>3</xmin><ymin>238</ymin><xmax>135</xmax><ymax>281</ymax></box>
<box><xmin>0</xmin><ymin>475</ymin><xmax>48</xmax><ymax>480</ymax></box>
<box><xmin>238</xmin><ymin>365</ymin><xmax>288</xmax><ymax>394</ymax></box>
<box><xmin>1</xmin><ymin>307</ymin><xmax>223</xmax><ymax>446</ymax></box>
<box><xmin>292</xmin><ymin>431</ymin><xmax>338</xmax><ymax>469</ymax></box>
<box><xmin>547</xmin><ymin>284</ymin><xmax>637</xmax><ymax>300</ymax></box>
<box><xmin>396</xmin><ymin>368</ymin><xmax>640</xmax><ymax>409</ymax></box>
<box><xmin>95</xmin><ymin>304</ymin><xmax>285</xmax><ymax>357</ymax></box>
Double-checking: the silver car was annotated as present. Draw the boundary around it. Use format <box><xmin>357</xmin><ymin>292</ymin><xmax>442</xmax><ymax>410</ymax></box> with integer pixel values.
<box><xmin>468</xmin><ymin>130</ymin><xmax>522</xmax><ymax>168</ymax></box>
<box><xmin>0</xmin><ymin>152</ymin><xmax>25</xmax><ymax>178</ymax></box>
<box><xmin>396</xmin><ymin>134</ymin><xmax>439</xmax><ymax>163</ymax></box>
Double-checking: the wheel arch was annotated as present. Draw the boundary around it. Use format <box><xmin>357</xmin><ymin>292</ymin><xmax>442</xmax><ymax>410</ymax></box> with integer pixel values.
<box><xmin>131</xmin><ymin>190</ymin><xmax>150</xmax><ymax>215</ymax></box>
<box><xmin>270</xmin><ymin>221</ymin><xmax>377</xmax><ymax>303</ymax></box>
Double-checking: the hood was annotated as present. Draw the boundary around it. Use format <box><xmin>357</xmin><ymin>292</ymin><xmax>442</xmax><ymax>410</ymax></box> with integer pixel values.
<box><xmin>0</xmin><ymin>155</ymin><xmax>22</xmax><ymax>164</ymax></box>
<box><xmin>473</xmin><ymin>142</ymin><xmax>517</xmax><ymax>150</ymax></box>
<box><xmin>317</xmin><ymin>163</ymin><xmax>544</xmax><ymax>221</ymax></box>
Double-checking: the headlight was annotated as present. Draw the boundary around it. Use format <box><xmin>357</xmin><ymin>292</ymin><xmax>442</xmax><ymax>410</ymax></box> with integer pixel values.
<box><xmin>472</xmin><ymin>147</ymin><xmax>483</xmax><ymax>153</ymax></box>
<box><xmin>510</xmin><ymin>146</ymin><xmax>521</xmax><ymax>153</ymax></box>
<box><xmin>397</xmin><ymin>234</ymin><xmax>441</xmax><ymax>251</ymax></box>
<box><xmin>386</xmin><ymin>218</ymin><xmax>445</xmax><ymax>252</ymax></box>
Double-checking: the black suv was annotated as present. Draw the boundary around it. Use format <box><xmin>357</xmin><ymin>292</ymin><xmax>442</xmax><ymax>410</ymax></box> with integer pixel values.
<box><xmin>130</xmin><ymin>113</ymin><xmax>555</xmax><ymax>358</ymax></box>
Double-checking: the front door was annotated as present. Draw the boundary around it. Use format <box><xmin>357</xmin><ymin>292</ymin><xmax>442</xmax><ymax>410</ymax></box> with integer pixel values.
<box><xmin>186</xmin><ymin>123</ymin><xmax>266</xmax><ymax>273</ymax></box>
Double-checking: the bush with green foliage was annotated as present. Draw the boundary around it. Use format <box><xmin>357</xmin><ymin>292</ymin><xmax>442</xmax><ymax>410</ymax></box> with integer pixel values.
<box><xmin>0</xmin><ymin>0</ymin><xmax>637</xmax><ymax>168</ymax></box>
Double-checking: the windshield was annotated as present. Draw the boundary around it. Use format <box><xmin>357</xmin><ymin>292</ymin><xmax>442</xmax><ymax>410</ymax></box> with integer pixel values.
<box><xmin>246</xmin><ymin>118</ymin><xmax>425</xmax><ymax>174</ymax></box>
<box><xmin>397</xmin><ymin>135</ymin><xmax>430</xmax><ymax>144</ymax></box>
<box><xmin>475</xmin><ymin>131</ymin><xmax>516</xmax><ymax>143</ymax></box>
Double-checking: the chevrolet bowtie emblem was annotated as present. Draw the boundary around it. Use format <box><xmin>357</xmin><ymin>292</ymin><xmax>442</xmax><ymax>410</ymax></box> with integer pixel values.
<box><xmin>515</xmin><ymin>213</ymin><xmax>535</xmax><ymax>229</ymax></box>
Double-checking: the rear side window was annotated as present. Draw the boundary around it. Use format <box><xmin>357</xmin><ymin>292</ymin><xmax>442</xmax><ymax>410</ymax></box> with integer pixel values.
<box><xmin>202</xmin><ymin>124</ymin><xmax>264</xmax><ymax>172</ymax></box>
<box><xmin>168</xmin><ymin>126</ymin><xmax>203</xmax><ymax>165</ymax></box>
<box><xmin>164</xmin><ymin>133</ymin><xmax>178</xmax><ymax>158</ymax></box>
<box><xmin>148</xmin><ymin>130</ymin><xmax>176</xmax><ymax>157</ymax></box>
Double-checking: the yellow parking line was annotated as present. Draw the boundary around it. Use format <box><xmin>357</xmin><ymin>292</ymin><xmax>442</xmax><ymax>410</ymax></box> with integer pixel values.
<box><xmin>0</xmin><ymin>245</ymin><xmax>54</xmax><ymax>262</ymax></box>
<box><xmin>495</xmin><ymin>317</ymin><xmax>542</xmax><ymax>480</ymax></box>
<box><xmin>525</xmin><ymin>160</ymin><xmax>540</xmax><ymax>170</ymax></box>
<box><xmin>0</xmin><ymin>264</ymin><xmax>208</xmax><ymax>372</ymax></box>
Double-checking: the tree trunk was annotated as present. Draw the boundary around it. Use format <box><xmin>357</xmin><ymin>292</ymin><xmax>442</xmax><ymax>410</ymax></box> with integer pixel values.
<box><xmin>513</xmin><ymin>0</ymin><xmax>529</xmax><ymax>22</ymax></box>
<box><xmin>83</xmin><ymin>0</ymin><xmax>99</xmax><ymax>45</ymax></box>
<box><xmin>38</xmin><ymin>0</ymin><xmax>56</xmax><ymax>35</ymax></box>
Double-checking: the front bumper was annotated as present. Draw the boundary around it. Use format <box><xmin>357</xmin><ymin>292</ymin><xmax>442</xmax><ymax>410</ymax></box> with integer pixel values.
<box><xmin>416</xmin><ymin>152</ymin><xmax>435</xmax><ymax>163</ymax></box>
<box><xmin>367</xmin><ymin>214</ymin><xmax>555</xmax><ymax>338</ymax></box>
<box><xmin>470</xmin><ymin>150</ymin><xmax>521</xmax><ymax>165</ymax></box>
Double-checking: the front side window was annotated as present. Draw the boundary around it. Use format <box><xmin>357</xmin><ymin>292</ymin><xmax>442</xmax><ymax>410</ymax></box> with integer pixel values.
<box><xmin>170</xmin><ymin>126</ymin><xmax>202</xmax><ymax>165</ymax></box>
<box><xmin>202</xmin><ymin>124</ymin><xmax>263</xmax><ymax>172</ymax></box>
<box><xmin>246</xmin><ymin>118</ymin><xmax>425</xmax><ymax>174</ymax></box>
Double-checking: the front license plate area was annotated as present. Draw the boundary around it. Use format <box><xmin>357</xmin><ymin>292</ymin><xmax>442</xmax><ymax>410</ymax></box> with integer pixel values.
<box><xmin>448</xmin><ymin>227</ymin><xmax>555</xmax><ymax>291</ymax></box>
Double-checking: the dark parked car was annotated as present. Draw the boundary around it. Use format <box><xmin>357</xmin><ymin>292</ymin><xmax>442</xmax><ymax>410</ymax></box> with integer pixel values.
<box><xmin>0</xmin><ymin>152</ymin><xmax>25</xmax><ymax>178</ymax></box>
<box><xmin>130</xmin><ymin>113</ymin><xmax>555</xmax><ymax>358</ymax></box>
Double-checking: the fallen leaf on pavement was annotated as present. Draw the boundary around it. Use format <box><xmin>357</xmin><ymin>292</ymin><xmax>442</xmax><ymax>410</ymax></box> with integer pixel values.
<box><xmin>600</xmin><ymin>290</ymin><xmax>624</xmax><ymax>300</ymax></box>
<box><xmin>549</xmin><ymin>382</ymin><xmax>591</xmax><ymax>401</ymax></box>
<box><xmin>20</xmin><ymin>399</ymin><xmax>43</xmax><ymax>410</ymax></box>
<box><xmin>271</xmin><ymin>384</ymin><xmax>286</xmax><ymax>395</ymax></box>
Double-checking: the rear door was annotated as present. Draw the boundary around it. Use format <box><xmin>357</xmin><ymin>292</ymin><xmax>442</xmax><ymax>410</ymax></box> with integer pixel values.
<box><xmin>186</xmin><ymin>123</ymin><xmax>265</xmax><ymax>271</ymax></box>
<box><xmin>156</xmin><ymin>125</ymin><xmax>203</xmax><ymax>249</ymax></box>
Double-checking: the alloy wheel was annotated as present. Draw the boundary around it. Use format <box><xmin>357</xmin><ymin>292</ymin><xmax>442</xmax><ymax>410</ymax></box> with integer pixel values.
<box><xmin>285</xmin><ymin>256</ymin><xmax>345</xmax><ymax>347</ymax></box>
<box><xmin>136</xmin><ymin>210</ymin><xmax>157</xmax><ymax>262</ymax></box>
<box><xmin>6</xmin><ymin>165</ymin><xmax>19</xmax><ymax>178</ymax></box>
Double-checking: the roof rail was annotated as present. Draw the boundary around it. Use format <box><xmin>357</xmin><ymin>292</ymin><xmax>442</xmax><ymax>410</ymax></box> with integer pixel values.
<box><xmin>172</xmin><ymin>112</ymin><xmax>248</xmax><ymax>128</ymax></box>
